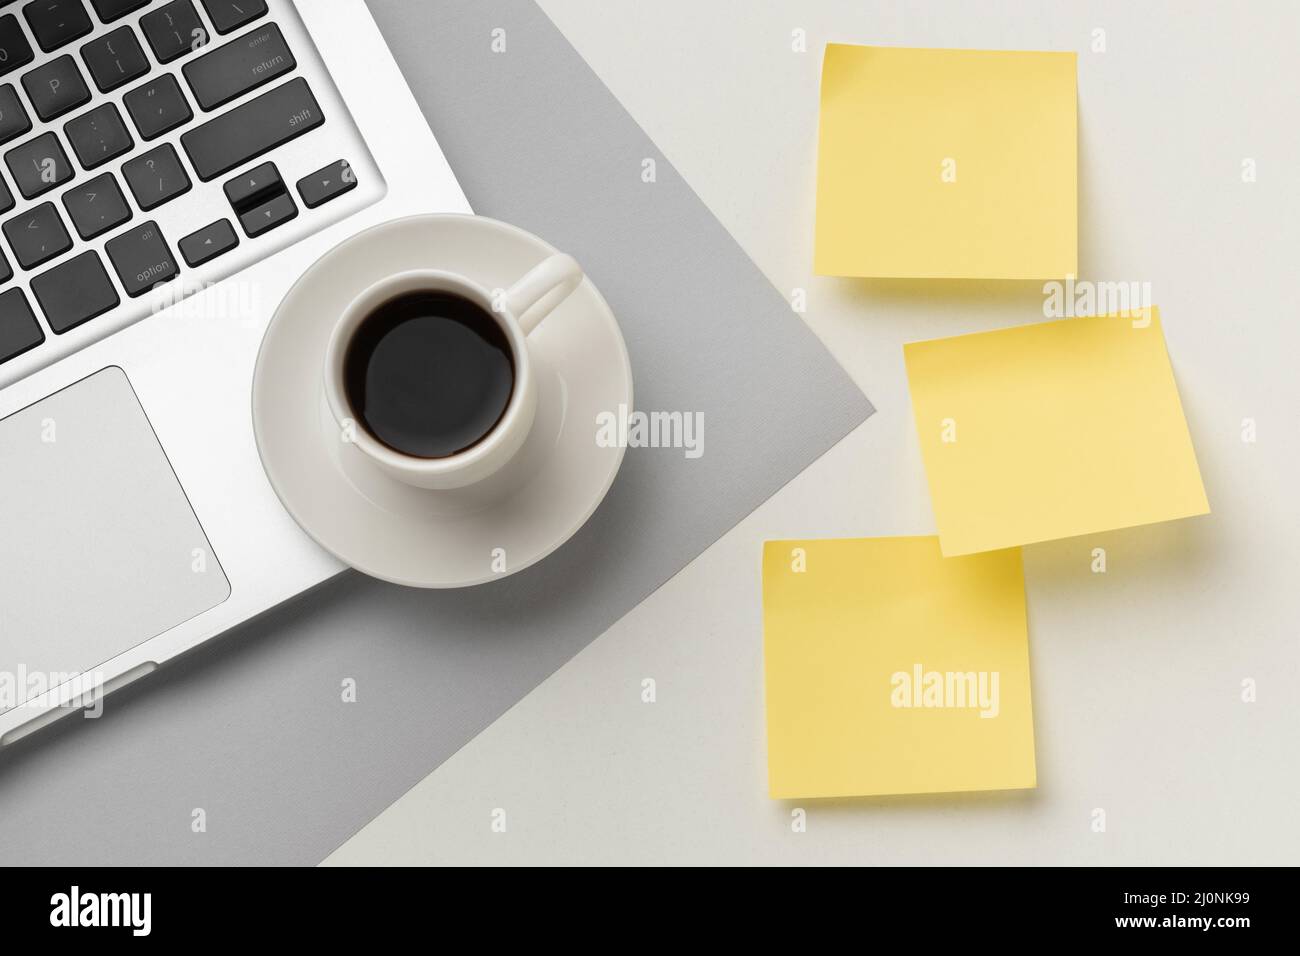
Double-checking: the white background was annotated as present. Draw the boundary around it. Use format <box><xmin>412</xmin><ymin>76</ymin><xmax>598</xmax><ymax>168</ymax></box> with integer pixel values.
<box><xmin>327</xmin><ymin>0</ymin><xmax>1300</xmax><ymax>864</ymax></box>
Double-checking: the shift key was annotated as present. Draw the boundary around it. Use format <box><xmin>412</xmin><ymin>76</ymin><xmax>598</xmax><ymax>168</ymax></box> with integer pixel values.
<box><xmin>183</xmin><ymin>23</ymin><xmax>296</xmax><ymax>111</ymax></box>
<box><xmin>181</xmin><ymin>77</ymin><xmax>323</xmax><ymax>181</ymax></box>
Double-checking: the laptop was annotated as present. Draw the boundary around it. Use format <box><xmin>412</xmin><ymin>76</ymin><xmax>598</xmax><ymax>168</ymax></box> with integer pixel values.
<box><xmin>0</xmin><ymin>0</ymin><xmax>471</xmax><ymax>745</ymax></box>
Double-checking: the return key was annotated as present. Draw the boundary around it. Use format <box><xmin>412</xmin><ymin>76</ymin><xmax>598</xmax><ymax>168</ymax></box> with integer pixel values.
<box><xmin>182</xmin><ymin>22</ymin><xmax>296</xmax><ymax>111</ymax></box>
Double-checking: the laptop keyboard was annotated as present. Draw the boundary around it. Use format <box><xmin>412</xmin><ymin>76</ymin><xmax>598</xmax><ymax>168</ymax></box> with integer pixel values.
<box><xmin>0</xmin><ymin>0</ymin><xmax>370</xmax><ymax>376</ymax></box>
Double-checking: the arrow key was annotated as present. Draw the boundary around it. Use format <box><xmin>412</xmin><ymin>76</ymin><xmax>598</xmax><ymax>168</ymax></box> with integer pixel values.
<box><xmin>179</xmin><ymin>218</ymin><xmax>237</xmax><ymax>267</ymax></box>
<box><xmin>296</xmin><ymin>159</ymin><xmax>356</xmax><ymax>209</ymax></box>
<box><xmin>223</xmin><ymin>160</ymin><xmax>281</xmax><ymax>210</ymax></box>
<box><xmin>238</xmin><ymin>189</ymin><xmax>296</xmax><ymax>238</ymax></box>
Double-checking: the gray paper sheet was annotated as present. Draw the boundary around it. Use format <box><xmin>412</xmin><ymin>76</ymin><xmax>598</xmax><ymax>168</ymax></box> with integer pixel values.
<box><xmin>0</xmin><ymin>0</ymin><xmax>871</xmax><ymax>864</ymax></box>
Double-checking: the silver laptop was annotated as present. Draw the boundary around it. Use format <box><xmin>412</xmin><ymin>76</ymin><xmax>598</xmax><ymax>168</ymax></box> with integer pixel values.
<box><xmin>0</xmin><ymin>0</ymin><xmax>470</xmax><ymax>745</ymax></box>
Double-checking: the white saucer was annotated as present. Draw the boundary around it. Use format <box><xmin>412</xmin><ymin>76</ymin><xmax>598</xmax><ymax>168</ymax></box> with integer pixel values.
<box><xmin>252</xmin><ymin>214</ymin><xmax>632</xmax><ymax>588</ymax></box>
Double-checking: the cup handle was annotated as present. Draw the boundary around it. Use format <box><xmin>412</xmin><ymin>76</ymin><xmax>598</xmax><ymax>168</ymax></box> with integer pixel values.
<box><xmin>504</xmin><ymin>254</ymin><xmax>584</xmax><ymax>334</ymax></box>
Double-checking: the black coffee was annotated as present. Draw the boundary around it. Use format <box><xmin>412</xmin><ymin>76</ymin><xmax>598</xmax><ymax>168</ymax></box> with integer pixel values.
<box><xmin>343</xmin><ymin>291</ymin><xmax>514</xmax><ymax>459</ymax></box>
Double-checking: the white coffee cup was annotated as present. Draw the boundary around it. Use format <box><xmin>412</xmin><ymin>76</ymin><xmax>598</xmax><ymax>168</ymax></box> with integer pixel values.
<box><xmin>323</xmin><ymin>253</ymin><xmax>583</xmax><ymax>490</ymax></box>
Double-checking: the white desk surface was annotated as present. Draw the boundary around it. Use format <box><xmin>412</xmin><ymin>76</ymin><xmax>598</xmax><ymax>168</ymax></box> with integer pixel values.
<box><xmin>325</xmin><ymin>0</ymin><xmax>1300</xmax><ymax>865</ymax></box>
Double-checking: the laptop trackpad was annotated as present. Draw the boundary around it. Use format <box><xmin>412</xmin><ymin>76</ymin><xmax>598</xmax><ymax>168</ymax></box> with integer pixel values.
<box><xmin>0</xmin><ymin>368</ymin><xmax>230</xmax><ymax>712</ymax></box>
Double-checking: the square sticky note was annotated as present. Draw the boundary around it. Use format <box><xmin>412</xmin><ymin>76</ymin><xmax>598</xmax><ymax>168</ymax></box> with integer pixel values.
<box><xmin>763</xmin><ymin>537</ymin><xmax>1035</xmax><ymax>799</ymax></box>
<box><xmin>904</xmin><ymin>307</ymin><xmax>1210</xmax><ymax>556</ymax></box>
<box><xmin>814</xmin><ymin>44</ymin><xmax>1077</xmax><ymax>279</ymax></box>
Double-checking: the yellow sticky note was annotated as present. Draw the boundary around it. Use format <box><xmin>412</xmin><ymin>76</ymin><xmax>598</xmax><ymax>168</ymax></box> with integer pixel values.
<box><xmin>904</xmin><ymin>308</ymin><xmax>1210</xmax><ymax>556</ymax></box>
<box><xmin>763</xmin><ymin>537</ymin><xmax>1035</xmax><ymax>799</ymax></box>
<box><xmin>814</xmin><ymin>44</ymin><xmax>1077</xmax><ymax>279</ymax></box>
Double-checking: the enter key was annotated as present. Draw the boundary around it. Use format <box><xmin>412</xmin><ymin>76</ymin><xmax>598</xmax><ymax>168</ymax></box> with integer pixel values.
<box><xmin>182</xmin><ymin>21</ymin><xmax>296</xmax><ymax>111</ymax></box>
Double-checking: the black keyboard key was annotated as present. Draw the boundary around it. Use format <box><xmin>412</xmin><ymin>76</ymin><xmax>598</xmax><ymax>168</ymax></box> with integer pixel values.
<box><xmin>105</xmin><ymin>220</ymin><xmax>177</xmax><ymax>296</ymax></box>
<box><xmin>297</xmin><ymin>159</ymin><xmax>355</xmax><ymax>209</ymax></box>
<box><xmin>0</xmin><ymin>14</ymin><xmax>34</xmax><ymax>78</ymax></box>
<box><xmin>183</xmin><ymin>21</ymin><xmax>293</xmax><ymax>111</ymax></box>
<box><xmin>22</xmin><ymin>54</ymin><xmax>90</xmax><ymax>120</ymax></box>
<box><xmin>122</xmin><ymin>73</ymin><xmax>192</xmax><ymax>140</ymax></box>
<box><xmin>64</xmin><ymin>101</ymin><xmax>131</xmax><ymax>168</ymax></box>
<box><xmin>178</xmin><ymin>217</ymin><xmax>235</xmax><ymax>265</ymax></box>
<box><xmin>89</xmin><ymin>0</ymin><xmax>149</xmax><ymax>23</ymax></box>
<box><xmin>30</xmin><ymin>249</ymin><xmax>117</xmax><ymax>332</ymax></box>
<box><xmin>0</xmin><ymin>176</ymin><xmax>11</xmax><ymax>214</ymax></box>
<box><xmin>200</xmin><ymin>0</ymin><xmax>265</xmax><ymax>35</ymax></box>
<box><xmin>0</xmin><ymin>248</ymin><xmax>11</xmax><ymax>284</ymax></box>
<box><xmin>61</xmin><ymin>170</ymin><xmax>129</xmax><ymax>238</ymax></box>
<box><xmin>122</xmin><ymin>142</ymin><xmax>190</xmax><ymax>210</ymax></box>
<box><xmin>238</xmin><ymin>188</ymin><xmax>293</xmax><ymax>236</ymax></box>
<box><xmin>222</xmin><ymin>158</ymin><xmax>279</xmax><ymax>207</ymax></box>
<box><xmin>0</xmin><ymin>287</ymin><xmax>42</xmax><ymax>364</ymax></box>
<box><xmin>22</xmin><ymin>0</ymin><xmax>93</xmax><ymax>53</ymax></box>
<box><xmin>181</xmin><ymin>76</ymin><xmax>322</xmax><ymax>181</ymax></box>
<box><xmin>3</xmin><ymin>199</ymin><xmax>72</xmax><ymax>268</ymax></box>
<box><xmin>0</xmin><ymin>83</ymin><xmax>30</xmax><ymax>144</ymax></box>
<box><xmin>223</xmin><ymin>160</ymin><xmax>293</xmax><ymax>235</ymax></box>
<box><xmin>80</xmin><ymin>25</ymin><xmax>148</xmax><ymax>92</ymax></box>
<box><xmin>140</xmin><ymin>0</ymin><xmax>207</xmax><ymax>64</ymax></box>
<box><xmin>5</xmin><ymin>131</ymin><xmax>74</xmax><ymax>198</ymax></box>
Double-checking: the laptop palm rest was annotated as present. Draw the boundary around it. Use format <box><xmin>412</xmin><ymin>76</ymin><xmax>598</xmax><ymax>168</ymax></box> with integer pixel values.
<box><xmin>0</xmin><ymin>367</ymin><xmax>230</xmax><ymax>715</ymax></box>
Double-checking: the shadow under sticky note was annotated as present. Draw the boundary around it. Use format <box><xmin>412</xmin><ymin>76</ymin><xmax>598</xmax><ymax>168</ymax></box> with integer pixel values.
<box><xmin>904</xmin><ymin>308</ymin><xmax>1209</xmax><ymax>556</ymax></box>
<box><xmin>763</xmin><ymin>537</ymin><xmax>1036</xmax><ymax>799</ymax></box>
<box><xmin>815</xmin><ymin>44</ymin><xmax>1077</xmax><ymax>280</ymax></box>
